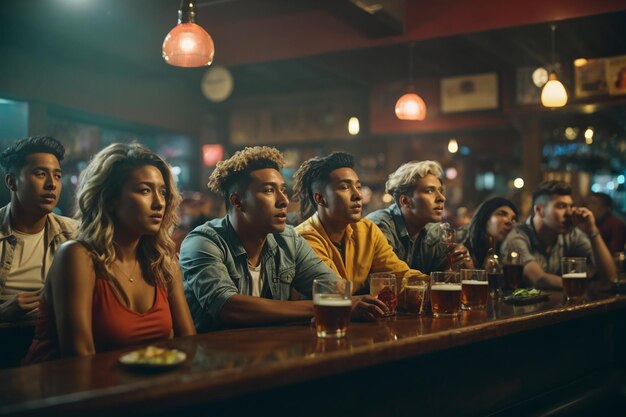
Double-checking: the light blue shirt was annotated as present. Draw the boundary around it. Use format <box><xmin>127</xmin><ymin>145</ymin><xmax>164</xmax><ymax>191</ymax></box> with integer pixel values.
<box><xmin>180</xmin><ymin>216</ymin><xmax>340</xmax><ymax>332</ymax></box>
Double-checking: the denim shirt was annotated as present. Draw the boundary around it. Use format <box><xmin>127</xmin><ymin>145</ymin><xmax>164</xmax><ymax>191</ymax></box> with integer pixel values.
<box><xmin>180</xmin><ymin>216</ymin><xmax>340</xmax><ymax>332</ymax></box>
<box><xmin>0</xmin><ymin>203</ymin><xmax>78</xmax><ymax>295</ymax></box>
<box><xmin>367</xmin><ymin>204</ymin><xmax>447</xmax><ymax>274</ymax></box>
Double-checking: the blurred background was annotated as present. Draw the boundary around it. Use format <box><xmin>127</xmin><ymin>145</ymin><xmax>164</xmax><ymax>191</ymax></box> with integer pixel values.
<box><xmin>1</xmin><ymin>0</ymin><xmax>625</xmax><ymax>239</ymax></box>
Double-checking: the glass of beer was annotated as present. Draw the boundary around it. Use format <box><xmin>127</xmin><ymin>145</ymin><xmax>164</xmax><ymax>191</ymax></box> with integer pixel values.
<box><xmin>460</xmin><ymin>269</ymin><xmax>488</xmax><ymax>310</ymax></box>
<box><xmin>614</xmin><ymin>252</ymin><xmax>626</xmax><ymax>282</ymax></box>
<box><xmin>400</xmin><ymin>275</ymin><xmax>427</xmax><ymax>314</ymax></box>
<box><xmin>561</xmin><ymin>257</ymin><xmax>588</xmax><ymax>302</ymax></box>
<box><xmin>313</xmin><ymin>279</ymin><xmax>352</xmax><ymax>338</ymax></box>
<box><xmin>502</xmin><ymin>251</ymin><xmax>523</xmax><ymax>292</ymax></box>
<box><xmin>429</xmin><ymin>271</ymin><xmax>461</xmax><ymax>318</ymax></box>
<box><xmin>369</xmin><ymin>272</ymin><xmax>398</xmax><ymax>315</ymax></box>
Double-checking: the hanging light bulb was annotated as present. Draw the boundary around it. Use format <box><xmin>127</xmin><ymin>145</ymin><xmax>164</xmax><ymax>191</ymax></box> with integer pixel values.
<box><xmin>395</xmin><ymin>93</ymin><xmax>426</xmax><ymax>120</ymax></box>
<box><xmin>448</xmin><ymin>138</ymin><xmax>459</xmax><ymax>154</ymax></box>
<box><xmin>396</xmin><ymin>43</ymin><xmax>427</xmax><ymax>121</ymax></box>
<box><xmin>163</xmin><ymin>1</ymin><xmax>214</xmax><ymax>68</ymax></box>
<box><xmin>541</xmin><ymin>24</ymin><xmax>567</xmax><ymax>108</ymax></box>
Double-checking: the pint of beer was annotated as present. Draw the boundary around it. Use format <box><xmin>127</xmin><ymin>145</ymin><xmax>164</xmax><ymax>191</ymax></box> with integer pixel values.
<box><xmin>430</xmin><ymin>271</ymin><xmax>461</xmax><ymax>318</ymax></box>
<box><xmin>313</xmin><ymin>279</ymin><xmax>352</xmax><ymax>338</ymax></box>
<box><xmin>561</xmin><ymin>257</ymin><xmax>587</xmax><ymax>302</ymax></box>
<box><xmin>460</xmin><ymin>269</ymin><xmax>488</xmax><ymax>310</ymax></box>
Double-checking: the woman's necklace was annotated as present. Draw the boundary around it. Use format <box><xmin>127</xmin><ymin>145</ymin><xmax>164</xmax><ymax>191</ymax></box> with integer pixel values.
<box><xmin>114</xmin><ymin>260</ymin><xmax>139</xmax><ymax>283</ymax></box>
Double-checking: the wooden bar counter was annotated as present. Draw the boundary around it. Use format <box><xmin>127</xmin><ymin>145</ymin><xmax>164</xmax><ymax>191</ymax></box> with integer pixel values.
<box><xmin>1</xmin><ymin>291</ymin><xmax>625</xmax><ymax>417</ymax></box>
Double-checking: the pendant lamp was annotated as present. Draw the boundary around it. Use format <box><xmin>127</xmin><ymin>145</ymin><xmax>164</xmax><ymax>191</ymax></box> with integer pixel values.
<box><xmin>395</xmin><ymin>43</ymin><xmax>427</xmax><ymax>120</ymax></box>
<box><xmin>163</xmin><ymin>1</ymin><xmax>215</xmax><ymax>68</ymax></box>
<box><xmin>541</xmin><ymin>24</ymin><xmax>567</xmax><ymax>108</ymax></box>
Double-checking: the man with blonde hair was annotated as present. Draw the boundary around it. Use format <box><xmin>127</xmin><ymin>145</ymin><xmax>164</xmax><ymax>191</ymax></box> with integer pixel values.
<box><xmin>367</xmin><ymin>160</ymin><xmax>470</xmax><ymax>273</ymax></box>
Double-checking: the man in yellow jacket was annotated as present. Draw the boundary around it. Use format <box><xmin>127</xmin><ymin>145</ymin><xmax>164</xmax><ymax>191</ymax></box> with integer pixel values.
<box><xmin>293</xmin><ymin>152</ymin><xmax>428</xmax><ymax>301</ymax></box>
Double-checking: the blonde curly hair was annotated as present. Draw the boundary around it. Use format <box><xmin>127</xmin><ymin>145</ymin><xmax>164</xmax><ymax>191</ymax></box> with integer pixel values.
<box><xmin>75</xmin><ymin>143</ymin><xmax>181</xmax><ymax>289</ymax></box>
<box><xmin>207</xmin><ymin>146</ymin><xmax>284</xmax><ymax>205</ymax></box>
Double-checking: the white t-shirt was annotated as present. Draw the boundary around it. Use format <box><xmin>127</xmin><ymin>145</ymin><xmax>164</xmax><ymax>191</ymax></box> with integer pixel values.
<box><xmin>247</xmin><ymin>262</ymin><xmax>263</xmax><ymax>298</ymax></box>
<box><xmin>1</xmin><ymin>228</ymin><xmax>50</xmax><ymax>302</ymax></box>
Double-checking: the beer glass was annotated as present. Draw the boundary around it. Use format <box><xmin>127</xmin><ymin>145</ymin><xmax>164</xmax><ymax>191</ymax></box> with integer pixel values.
<box><xmin>561</xmin><ymin>257</ymin><xmax>588</xmax><ymax>302</ymax></box>
<box><xmin>460</xmin><ymin>269</ymin><xmax>488</xmax><ymax>310</ymax></box>
<box><xmin>313</xmin><ymin>279</ymin><xmax>352</xmax><ymax>338</ymax></box>
<box><xmin>400</xmin><ymin>275</ymin><xmax>427</xmax><ymax>314</ymax></box>
<box><xmin>429</xmin><ymin>271</ymin><xmax>461</xmax><ymax>318</ymax></box>
<box><xmin>369</xmin><ymin>272</ymin><xmax>398</xmax><ymax>315</ymax></box>
<box><xmin>502</xmin><ymin>251</ymin><xmax>523</xmax><ymax>292</ymax></box>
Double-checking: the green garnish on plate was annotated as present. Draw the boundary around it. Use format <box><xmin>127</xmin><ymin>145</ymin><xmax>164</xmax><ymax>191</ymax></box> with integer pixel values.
<box><xmin>511</xmin><ymin>288</ymin><xmax>540</xmax><ymax>297</ymax></box>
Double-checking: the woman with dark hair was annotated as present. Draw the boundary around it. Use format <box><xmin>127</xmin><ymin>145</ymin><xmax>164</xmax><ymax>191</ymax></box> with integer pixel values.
<box><xmin>466</xmin><ymin>197</ymin><xmax>519</xmax><ymax>268</ymax></box>
<box><xmin>24</xmin><ymin>143</ymin><xmax>195</xmax><ymax>362</ymax></box>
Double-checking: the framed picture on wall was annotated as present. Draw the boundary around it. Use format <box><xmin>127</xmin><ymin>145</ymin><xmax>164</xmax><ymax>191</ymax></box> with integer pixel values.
<box><xmin>607</xmin><ymin>54</ymin><xmax>626</xmax><ymax>95</ymax></box>
<box><xmin>575</xmin><ymin>58</ymin><xmax>608</xmax><ymax>98</ymax></box>
<box><xmin>441</xmin><ymin>72</ymin><xmax>498</xmax><ymax>113</ymax></box>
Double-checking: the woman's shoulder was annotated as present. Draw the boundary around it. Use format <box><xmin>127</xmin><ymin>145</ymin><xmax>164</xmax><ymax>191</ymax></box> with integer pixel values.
<box><xmin>55</xmin><ymin>240</ymin><xmax>97</xmax><ymax>264</ymax></box>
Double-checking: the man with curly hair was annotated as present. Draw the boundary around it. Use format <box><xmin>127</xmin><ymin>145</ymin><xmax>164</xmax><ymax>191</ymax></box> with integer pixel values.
<box><xmin>180</xmin><ymin>146</ymin><xmax>377</xmax><ymax>332</ymax></box>
<box><xmin>0</xmin><ymin>136</ymin><xmax>77</xmax><ymax>322</ymax></box>
<box><xmin>293</xmin><ymin>152</ymin><xmax>428</xmax><ymax>305</ymax></box>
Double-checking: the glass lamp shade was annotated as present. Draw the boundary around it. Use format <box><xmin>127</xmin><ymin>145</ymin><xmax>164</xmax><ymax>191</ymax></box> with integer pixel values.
<box><xmin>395</xmin><ymin>93</ymin><xmax>427</xmax><ymax>120</ymax></box>
<box><xmin>162</xmin><ymin>22</ymin><xmax>214</xmax><ymax>67</ymax></box>
<box><xmin>541</xmin><ymin>73</ymin><xmax>568</xmax><ymax>107</ymax></box>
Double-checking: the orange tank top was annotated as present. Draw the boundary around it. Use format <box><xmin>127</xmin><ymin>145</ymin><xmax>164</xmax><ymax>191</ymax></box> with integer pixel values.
<box><xmin>24</xmin><ymin>278</ymin><xmax>172</xmax><ymax>363</ymax></box>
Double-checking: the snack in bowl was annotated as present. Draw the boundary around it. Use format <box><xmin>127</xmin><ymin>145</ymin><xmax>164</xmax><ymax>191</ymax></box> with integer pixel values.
<box><xmin>511</xmin><ymin>288</ymin><xmax>540</xmax><ymax>298</ymax></box>
<box><xmin>119</xmin><ymin>346</ymin><xmax>186</xmax><ymax>369</ymax></box>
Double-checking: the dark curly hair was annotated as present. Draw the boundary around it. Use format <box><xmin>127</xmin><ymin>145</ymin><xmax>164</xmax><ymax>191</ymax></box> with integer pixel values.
<box><xmin>292</xmin><ymin>152</ymin><xmax>355</xmax><ymax>219</ymax></box>
<box><xmin>0</xmin><ymin>136</ymin><xmax>65</xmax><ymax>175</ymax></box>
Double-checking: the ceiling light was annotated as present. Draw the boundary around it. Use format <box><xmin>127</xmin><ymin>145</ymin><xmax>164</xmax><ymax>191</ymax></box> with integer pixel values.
<box><xmin>162</xmin><ymin>1</ymin><xmax>214</xmax><ymax>68</ymax></box>
<box><xmin>348</xmin><ymin>117</ymin><xmax>360</xmax><ymax>135</ymax></box>
<box><xmin>448</xmin><ymin>138</ymin><xmax>458</xmax><ymax>154</ymax></box>
<box><xmin>584</xmin><ymin>127</ymin><xmax>594</xmax><ymax>140</ymax></box>
<box><xmin>574</xmin><ymin>58</ymin><xmax>588</xmax><ymax>68</ymax></box>
<box><xmin>532</xmin><ymin>67</ymin><xmax>548</xmax><ymax>87</ymax></box>
<box><xmin>395</xmin><ymin>43</ymin><xmax>427</xmax><ymax>120</ymax></box>
<box><xmin>513</xmin><ymin>178</ymin><xmax>525</xmax><ymax>189</ymax></box>
<box><xmin>541</xmin><ymin>24</ymin><xmax>567</xmax><ymax>108</ymax></box>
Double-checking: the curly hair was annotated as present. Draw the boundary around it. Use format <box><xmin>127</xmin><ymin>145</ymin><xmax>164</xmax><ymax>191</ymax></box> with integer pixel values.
<box><xmin>75</xmin><ymin>143</ymin><xmax>181</xmax><ymax>289</ymax></box>
<box><xmin>0</xmin><ymin>136</ymin><xmax>65</xmax><ymax>175</ymax></box>
<box><xmin>467</xmin><ymin>197</ymin><xmax>518</xmax><ymax>268</ymax></box>
<box><xmin>207</xmin><ymin>146</ymin><xmax>284</xmax><ymax>207</ymax></box>
<box><xmin>292</xmin><ymin>152</ymin><xmax>355</xmax><ymax>219</ymax></box>
<box><xmin>385</xmin><ymin>160</ymin><xmax>443</xmax><ymax>204</ymax></box>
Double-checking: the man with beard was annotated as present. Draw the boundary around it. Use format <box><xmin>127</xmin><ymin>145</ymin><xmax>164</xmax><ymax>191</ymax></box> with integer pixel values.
<box><xmin>0</xmin><ymin>136</ymin><xmax>77</xmax><ymax>322</ymax></box>
<box><xmin>501</xmin><ymin>180</ymin><xmax>616</xmax><ymax>289</ymax></box>
<box><xmin>293</xmin><ymin>152</ymin><xmax>427</xmax><ymax>306</ymax></box>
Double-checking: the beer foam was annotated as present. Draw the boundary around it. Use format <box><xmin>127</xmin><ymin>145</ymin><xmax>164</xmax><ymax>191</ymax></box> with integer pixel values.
<box><xmin>461</xmin><ymin>280</ymin><xmax>488</xmax><ymax>285</ymax></box>
<box><xmin>314</xmin><ymin>294</ymin><xmax>352</xmax><ymax>307</ymax></box>
<box><xmin>431</xmin><ymin>284</ymin><xmax>462</xmax><ymax>291</ymax></box>
<box><xmin>562</xmin><ymin>272</ymin><xmax>587</xmax><ymax>279</ymax></box>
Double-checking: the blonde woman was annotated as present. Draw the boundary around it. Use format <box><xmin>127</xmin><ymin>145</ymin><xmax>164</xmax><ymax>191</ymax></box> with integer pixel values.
<box><xmin>24</xmin><ymin>143</ymin><xmax>195</xmax><ymax>362</ymax></box>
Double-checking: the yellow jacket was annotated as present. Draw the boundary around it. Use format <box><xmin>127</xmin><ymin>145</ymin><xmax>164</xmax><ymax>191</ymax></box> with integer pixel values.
<box><xmin>295</xmin><ymin>213</ymin><xmax>426</xmax><ymax>294</ymax></box>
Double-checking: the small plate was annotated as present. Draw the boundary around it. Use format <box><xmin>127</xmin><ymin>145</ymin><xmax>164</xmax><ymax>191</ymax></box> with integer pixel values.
<box><xmin>118</xmin><ymin>346</ymin><xmax>186</xmax><ymax>371</ymax></box>
<box><xmin>503</xmin><ymin>292</ymin><xmax>550</xmax><ymax>305</ymax></box>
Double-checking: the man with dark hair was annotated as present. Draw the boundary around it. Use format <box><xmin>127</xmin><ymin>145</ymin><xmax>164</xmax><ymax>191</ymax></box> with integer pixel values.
<box><xmin>0</xmin><ymin>136</ymin><xmax>77</xmax><ymax>321</ymax></box>
<box><xmin>501</xmin><ymin>180</ymin><xmax>616</xmax><ymax>289</ymax></box>
<box><xmin>293</xmin><ymin>152</ymin><xmax>427</xmax><ymax>303</ymax></box>
<box><xmin>180</xmin><ymin>146</ymin><xmax>377</xmax><ymax>332</ymax></box>
<box><xmin>366</xmin><ymin>160</ymin><xmax>472</xmax><ymax>273</ymax></box>
<box><xmin>586</xmin><ymin>192</ymin><xmax>626</xmax><ymax>253</ymax></box>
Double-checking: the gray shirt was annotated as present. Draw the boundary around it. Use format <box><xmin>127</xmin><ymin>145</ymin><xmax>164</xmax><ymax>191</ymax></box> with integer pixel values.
<box><xmin>180</xmin><ymin>216</ymin><xmax>340</xmax><ymax>332</ymax></box>
<box><xmin>500</xmin><ymin>215</ymin><xmax>594</xmax><ymax>278</ymax></box>
<box><xmin>366</xmin><ymin>204</ymin><xmax>447</xmax><ymax>274</ymax></box>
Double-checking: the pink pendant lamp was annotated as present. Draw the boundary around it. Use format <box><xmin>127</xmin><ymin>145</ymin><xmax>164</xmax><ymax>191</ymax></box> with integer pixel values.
<box><xmin>162</xmin><ymin>1</ymin><xmax>214</xmax><ymax>68</ymax></box>
<box><xmin>395</xmin><ymin>43</ymin><xmax>427</xmax><ymax>120</ymax></box>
